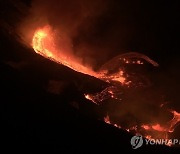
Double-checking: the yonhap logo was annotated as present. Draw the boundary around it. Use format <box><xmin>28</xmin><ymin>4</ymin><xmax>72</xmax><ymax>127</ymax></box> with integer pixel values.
<box><xmin>130</xmin><ymin>135</ymin><xmax>143</xmax><ymax>149</ymax></box>
<box><xmin>130</xmin><ymin>135</ymin><xmax>180</xmax><ymax>149</ymax></box>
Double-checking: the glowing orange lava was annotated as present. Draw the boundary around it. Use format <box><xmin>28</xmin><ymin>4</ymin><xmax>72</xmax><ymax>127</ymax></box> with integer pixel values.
<box><xmin>32</xmin><ymin>26</ymin><xmax>128</xmax><ymax>85</ymax></box>
<box><xmin>32</xmin><ymin>26</ymin><xmax>100</xmax><ymax>78</ymax></box>
<box><xmin>152</xmin><ymin>124</ymin><xmax>166</xmax><ymax>132</ymax></box>
<box><xmin>141</xmin><ymin>125</ymin><xmax>150</xmax><ymax>130</ymax></box>
<box><xmin>32</xmin><ymin>25</ymin><xmax>180</xmax><ymax>145</ymax></box>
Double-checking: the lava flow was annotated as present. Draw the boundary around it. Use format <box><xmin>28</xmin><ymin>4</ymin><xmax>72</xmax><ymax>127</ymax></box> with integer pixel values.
<box><xmin>32</xmin><ymin>25</ymin><xmax>98</xmax><ymax>77</ymax></box>
<box><xmin>32</xmin><ymin>25</ymin><xmax>180</xmax><ymax>145</ymax></box>
<box><xmin>32</xmin><ymin>25</ymin><xmax>158</xmax><ymax>86</ymax></box>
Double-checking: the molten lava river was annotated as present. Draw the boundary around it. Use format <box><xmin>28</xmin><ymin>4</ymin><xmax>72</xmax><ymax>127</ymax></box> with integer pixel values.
<box><xmin>32</xmin><ymin>25</ymin><xmax>180</xmax><ymax>146</ymax></box>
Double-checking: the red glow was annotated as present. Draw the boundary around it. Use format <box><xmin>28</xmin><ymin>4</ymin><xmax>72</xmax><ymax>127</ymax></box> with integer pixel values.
<box><xmin>32</xmin><ymin>25</ymin><xmax>180</xmax><ymax>145</ymax></box>
<box><xmin>141</xmin><ymin>125</ymin><xmax>150</xmax><ymax>130</ymax></box>
<box><xmin>152</xmin><ymin>124</ymin><xmax>166</xmax><ymax>132</ymax></box>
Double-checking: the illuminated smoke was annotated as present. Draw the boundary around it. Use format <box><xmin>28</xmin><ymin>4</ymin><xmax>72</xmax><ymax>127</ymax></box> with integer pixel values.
<box><xmin>31</xmin><ymin>25</ymin><xmax>180</xmax><ymax>144</ymax></box>
<box><xmin>16</xmin><ymin>0</ymin><xmax>180</xmax><ymax>146</ymax></box>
